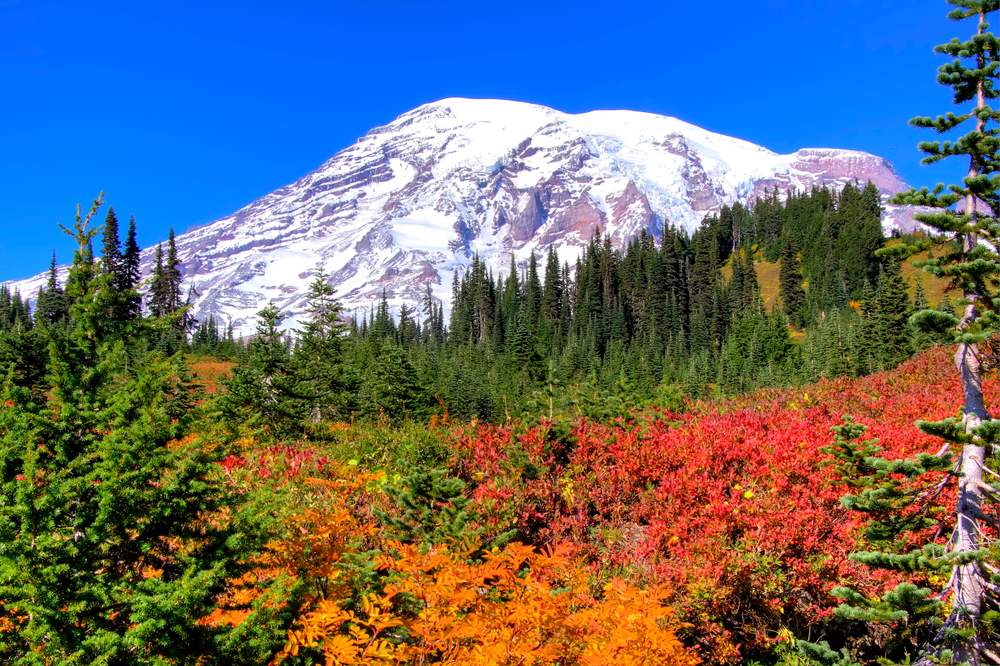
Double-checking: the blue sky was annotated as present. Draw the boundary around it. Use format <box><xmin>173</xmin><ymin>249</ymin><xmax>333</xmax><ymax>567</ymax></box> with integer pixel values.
<box><xmin>0</xmin><ymin>0</ymin><xmax>975</xmax><ymax>282</ymax></box>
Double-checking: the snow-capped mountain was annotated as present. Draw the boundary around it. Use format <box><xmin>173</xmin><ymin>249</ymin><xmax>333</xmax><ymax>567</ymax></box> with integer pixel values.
<box><xmin>10</xmin><ymin>98</ymin><xmax>918</xmax><ymax>335</ymax></box>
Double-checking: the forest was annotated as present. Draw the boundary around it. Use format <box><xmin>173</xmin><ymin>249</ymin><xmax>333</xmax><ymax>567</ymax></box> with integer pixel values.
<box><xmin>1</xmin><ymin>2</ymin><xmax>999</xmax><ymax>665</ymax></box>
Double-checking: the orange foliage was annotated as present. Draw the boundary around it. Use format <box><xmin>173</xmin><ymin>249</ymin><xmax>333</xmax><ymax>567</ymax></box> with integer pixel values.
<box><xmin>278</xmin><ymin>540</ymin><xmax>697</xmax><ymax>666</ymax></box>
<box><xmin>188</xmin><ymin>359</ymin><xmax>233</xmax><ymax>394</ymax></box>
<box><xmin>205</xmin><ymin>457</ymin><xmax>701</xmax><ymax>666</ymax></box>
<box><xmin>202</xmin><ymin>462</ymin><xmax>383</xmax><ymax>631</ymax></box>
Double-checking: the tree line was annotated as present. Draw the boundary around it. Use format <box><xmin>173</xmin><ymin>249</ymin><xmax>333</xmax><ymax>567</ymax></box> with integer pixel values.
<box><xmin>218</xmin><ymin>180</ymin><xmax>957</xmax><ymax>435</ymax></box>
<box><xmin>0</xmin><ymin>180</ymin><xmax>956</xmax><ymax>433</ymax></box>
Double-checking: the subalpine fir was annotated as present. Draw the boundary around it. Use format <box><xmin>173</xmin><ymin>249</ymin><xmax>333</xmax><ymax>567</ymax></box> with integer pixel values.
<box><xmin>800</xmin><ymin>1</ymin><xmax>1000</xmax><ymax>663</ymax></box>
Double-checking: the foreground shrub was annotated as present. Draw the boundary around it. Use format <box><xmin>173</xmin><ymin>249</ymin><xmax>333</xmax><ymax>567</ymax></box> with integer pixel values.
<box><xmin>279</xmin><ymin>540</ymin><xmax>697</xmax><ymax>666</ymax></box>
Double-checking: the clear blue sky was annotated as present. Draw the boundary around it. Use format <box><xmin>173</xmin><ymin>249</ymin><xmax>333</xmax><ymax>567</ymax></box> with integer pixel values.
<box><xmin>0</xmin><ymin>0</ymin><xmax>975</xmax><ymax>282</ymax></box>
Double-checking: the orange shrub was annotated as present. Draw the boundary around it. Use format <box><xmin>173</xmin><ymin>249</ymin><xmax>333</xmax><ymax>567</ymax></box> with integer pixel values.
<box><xmin>278</xmin><ymin>540</ymin><xmax>697</xmax><ymax>666</ymax></box>
<box><xmin>211</xmin><ymin>450</ymin><xmax>695</xmax><ymax>665</ymax></box>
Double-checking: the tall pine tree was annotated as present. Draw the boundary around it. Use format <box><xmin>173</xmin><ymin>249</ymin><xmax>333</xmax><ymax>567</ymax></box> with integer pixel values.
<box><xmin>801</xmin><ymin>2</ymin><xmax>1000</xmax><ymax>662</ymax></box>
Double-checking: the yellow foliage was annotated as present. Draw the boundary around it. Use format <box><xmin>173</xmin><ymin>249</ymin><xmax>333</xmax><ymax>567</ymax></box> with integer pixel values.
<box><xmin>277</xmin><ymin>538</ymin><xmax>697</xmax><ymax>666</ymax></box>
<box><xmin>210</xmin><ymin>459</ymin><xmax>696</xmax><ymax>665</ymax></box>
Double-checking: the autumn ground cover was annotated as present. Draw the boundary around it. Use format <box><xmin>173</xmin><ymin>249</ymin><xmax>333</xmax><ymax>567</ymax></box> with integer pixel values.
<box><xmin>208</xmin><ymin>442</ymin><xmax>698</xmax><ymax>665</ymax></box>
<box><xmin>444</xmin><ymin>346</ymin><xmax>997</xmax><ymax>662</ymax></box>
<box><xmin>214</xmin><ymin>345</ymin><xmax>996</xmax><ymax>665</ymax></box>
<box><xmin>188</xmin><ymin>356</ymin><xmax>234</xmax><ymax>394</ymax></box>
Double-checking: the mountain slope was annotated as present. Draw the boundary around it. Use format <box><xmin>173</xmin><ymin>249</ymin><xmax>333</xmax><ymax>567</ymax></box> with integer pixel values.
<box><xmin>11</xmin><ymin>98</ymin><xmax>917</xmax><ymax>334</ymax></box>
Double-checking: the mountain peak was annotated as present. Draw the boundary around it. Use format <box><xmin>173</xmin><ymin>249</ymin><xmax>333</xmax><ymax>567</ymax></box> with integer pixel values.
<box><xmin>10</xmin><ymin>99</ymin><xmax>915</xmax><ymax>335</ymax></box>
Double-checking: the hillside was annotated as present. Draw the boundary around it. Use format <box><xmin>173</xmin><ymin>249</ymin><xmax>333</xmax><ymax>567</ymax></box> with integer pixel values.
<box><xmin>219</xmin><ymin>344</ymin><xmax>996</xmax><ymax>664</ymax></box>
<box><xmin>721</xmin><ymin>241</ymin><xmax>956</xmax><ymax>318</ymax></box>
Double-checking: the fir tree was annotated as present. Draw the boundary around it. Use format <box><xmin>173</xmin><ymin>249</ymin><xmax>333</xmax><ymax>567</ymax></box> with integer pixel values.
<box><xmin>802</xmin><ymin>2</ymin><xmax>1000</xmax><ymax>662</ymax></box>
<box><xmin>100</xmin><ymin>205</ymin><xmax>122</xmax><ymax>281</ymax></box>
<box><xmin>35</xmin><ymin>251</ymin><xmax>67</xmax><ymax>326</ymax></box>
<box><xmin>779</xmin><ymin>233</ymin><xmax>807</xmax><ymax>328</ymax></box>
<box><xmin>149</xmin><ymin>242</ymin><xmax>167</xmax><ymax>318</ymax></box>
<box><xmin>360</xmin><ymin>343</ymin><xmax>427</xmax><ymax>422</ymax></box>
<box><xmin>119</xmin><ymin>216</ymin><xmax>142</xmax><ymax>319</ymax></box>
<box><xmin>293</xmin><ymin>268</ymin><xmax>352</xmax><ymax>422</ymax></box>
<box><xmin>221</xmin><ymin>302</ymin><xmax>306</xmax><ymax>435</ymax></box>
<box><xmin>0</xmin><ymin>194</ymin><xmax>287</xmax><ymax>665</ymax></box>
<box><xmin>870</xmin><ymin>259</ymin><xmax>913</xmax><ymax>370</ymax></box>
<box><xmin>165</xmin><ymin>228</ymin><xmax>183</xmax><ymax>313</ymax></box>
<box><xmin>373</xmin><ymin>468</ymin><xmax>481</xmax><ymax>547</ymax></box>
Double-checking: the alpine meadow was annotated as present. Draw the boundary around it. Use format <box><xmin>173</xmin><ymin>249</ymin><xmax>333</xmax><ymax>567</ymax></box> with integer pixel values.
<box><xmin>1</xmin><ymin>1</ymin><xmax>999</xmax><ymax>665</ymax></box>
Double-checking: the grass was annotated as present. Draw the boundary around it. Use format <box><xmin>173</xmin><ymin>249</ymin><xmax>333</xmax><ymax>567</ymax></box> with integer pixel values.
<box><xmin>719</xmin><ymin>256</ymin><xmax>781</xmax><ymax>311</ymax></box>
<box><xmin>894</xmin><ymin>242</ymin><xmax>955</xmax><ymax>307</ymax></box>
<box><xmin>720</xmin><ymin>240</ymin><xmax>956</xmax><ymax>316</ymax></box>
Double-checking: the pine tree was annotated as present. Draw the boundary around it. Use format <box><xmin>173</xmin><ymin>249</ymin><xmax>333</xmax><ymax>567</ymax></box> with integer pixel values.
<box><xmin>0</xmin><ymin>194</ymin><xmax>286</xmax><ymax>665</ymax></box>
<box><xmin>801</xmin><ymin>2</ymin><xmax>1000</xmax><ymax>662</ymax></box>
<box><xmin>119</xmin><ymin>216</ymin><xmax>142</xmax><ymax>319</ymax></box>
<box><xmin>779</xmin><ymin>234</ymin><xmax>807</xmax><ymax>328</ymax></box>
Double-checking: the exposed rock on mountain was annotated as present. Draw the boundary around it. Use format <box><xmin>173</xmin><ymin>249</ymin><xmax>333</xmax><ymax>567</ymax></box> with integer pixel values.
<box><xmin>11</xmin><ymin>98</ymin><xmax>920</xmax><ymax>334</ymax></box>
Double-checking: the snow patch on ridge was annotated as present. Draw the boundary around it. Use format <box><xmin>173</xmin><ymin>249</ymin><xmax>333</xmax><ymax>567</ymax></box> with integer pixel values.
<box><xmin>7</xmin><ymin>98</ymin><xmax>918</xmax><ymax>336</ymax></box>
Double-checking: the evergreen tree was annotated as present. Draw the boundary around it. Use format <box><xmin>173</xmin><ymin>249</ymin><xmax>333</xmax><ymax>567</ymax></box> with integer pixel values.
<box><xmin>149</xmin><ymin>242</ymin><xmax>167</xmax><ymax>318</ymax></box>
<box><xmin>360</xmin><ymin>343</ymin><xmax>428</xmax><ymax>422</ymax></box>
<box><xmin>35</xmin><ymin>252</ymin><xmax>67</xmax><ymax>326</ymax></box>
<box><xmin>293</xmin><ymin>268</ymin><xmax>353</xmax><ymax>422</ymax></box>
<box><xmin>802</xmin><ymin>2</ymin><xmax>1000</xmax><ymax>662</ymax></box>
<box><xmin>0</xmin><ymin>194</ymin><xmax>286</xmax><ymax>665</ymax></box>
<box><xmin>373</xmin><ymin>468</ymin><xmax>481</xmax><ymax>547</ymax></box>
<box><xmin>221</xmin><ymin>302</ymin><xmax>306</xmax><ymax>435</ymax></box>
<box><xmin>119</xmin><ymin>216</ymin><xmax>142</xmax><ymax>319</ymax></box>
<box><xmin>779</xmin><ymin>234</ymin><xmax>807</xmax><ymax>328</ymax></box>
<box><xmin>165</xmin><ymin>228</ymin><xmax>183</xmax><ymax>314</ymax></box>
<box><xmin>542</xmin><ymin>245</ymin><xmax>563</xmax><ymax>326</ymax></box>
<box><xmin>871</xmin><ymin>259</ymin><xmax>913</xmax><ymax>369</ymax></box>
<box><xmin>100</xmin><ymin>205</ymin><xmax>122</xmax><ymax>282</ymax></box>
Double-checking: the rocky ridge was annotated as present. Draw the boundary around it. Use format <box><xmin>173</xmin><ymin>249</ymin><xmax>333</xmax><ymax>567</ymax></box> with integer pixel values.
<box><xmin>11</xmin><ymin>98</ymin><xmax>920</xmax><ymax>335</ymax></box>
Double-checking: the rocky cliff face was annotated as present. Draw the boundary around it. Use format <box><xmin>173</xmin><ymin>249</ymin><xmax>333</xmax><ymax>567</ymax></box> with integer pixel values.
<box><xmin>10</xmin><ymin>98</ymin><xmax>920</xmax><ymax>334</ymax></box>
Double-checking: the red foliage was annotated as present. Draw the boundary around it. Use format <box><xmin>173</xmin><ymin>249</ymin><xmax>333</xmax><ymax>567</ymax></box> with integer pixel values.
<box><xmin>218</xmin><ymin>442</ymin><xmax>332</xmax><ymax>479</ymax></box>
<box><xmin>450</xmin><ymin>347</ymin><xmax>998</xmax><ymax>661</ymax></box>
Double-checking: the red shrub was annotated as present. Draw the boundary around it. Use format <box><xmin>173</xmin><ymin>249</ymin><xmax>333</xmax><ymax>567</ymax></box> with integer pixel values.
<box><xmin>450</xmin><ymin>347</ymin><xmax>997</xmax><ymax>661</ymax></box>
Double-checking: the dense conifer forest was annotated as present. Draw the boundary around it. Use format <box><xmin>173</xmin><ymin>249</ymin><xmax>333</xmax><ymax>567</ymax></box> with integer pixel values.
<box><xmin>201</xmin><ymin>179</ymin><xmax>952</xmax><ymax>431</ymax></box>
<box><xmin>1</xmin><ymin>179</ymin><xmax>954</xmax><ymax>433</ymax></box>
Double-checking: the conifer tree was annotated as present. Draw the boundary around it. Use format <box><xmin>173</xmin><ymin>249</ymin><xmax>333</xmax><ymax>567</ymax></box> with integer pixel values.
<box><xmin>0</xmin><ymin>194</ymin><xmax>285</xmax><ymax>665</ymax></box>
<box><xmin>100</xmin><ymin>206</ymin><xmax>122</xmax><ymax>281</ymax></box>
<box><xmin>779</xmin><ymin>234</ymin><xmax>807</xmax><ymax>328</ymax></box>
<box><xmin>293</xmin><ymin>268</ymin><xmax>352</xmax><ymax>422</ymax></box>
<box><xmin>871</xmin><ymin>259</ymin><xmax>913</xmax><ymax>369</ymax></box>
<box><xmin>149</xmin><ymin>242</ymin><xmax>167</xmax><ymax>318</ymax></box>
<box><xmin>373</xmin><ymin>468</ymin><xmax>481</xmax><ymax>547</ymax></box>
<box><xmin>165</xmin><ymin>228</ymin><xmax>183</xmax><ymax>314</ymax></box>
<box><xmin>360</xmin><ymin>343</ymin><xmax>427</xmax><ymax>422</ymax></box>
<box><xmin>802</xmin><ymin>2</ymin><xmax>1000</xmax><ymax>662</ymax></box>
<box><xmin>221</xmin><ymin>302</ymin><xmax>306</xmax><ymax>435</ymax></box>
<box><xmin>542</xmin><ymin>245</ymin><xmax>563</xmax><ymax>325</ymax></box>
<box><xmin>35</xmin><ymin>251</ymin><xmax>67</xmax><ymax>326</ymax></box>
<box><xmin>119</xmin><ymin>216</ymin><xmax>142</xmax><ymax>319</ymax></box>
